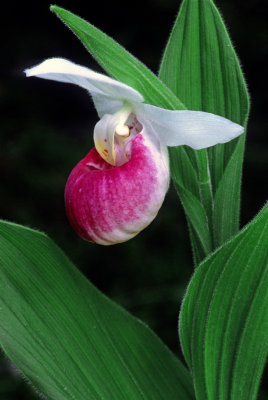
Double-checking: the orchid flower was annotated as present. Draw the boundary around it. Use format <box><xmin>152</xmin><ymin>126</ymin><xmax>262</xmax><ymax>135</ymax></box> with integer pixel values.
<box><xmin>25</xmin><ymin>58</ymin><xmax>244</xmax><ymax>245</ymax></box>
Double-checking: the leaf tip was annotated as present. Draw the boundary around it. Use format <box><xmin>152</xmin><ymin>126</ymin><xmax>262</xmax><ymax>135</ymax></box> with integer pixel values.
<box><xmin>50</xmin><ymin>5</ymin><xmax>59</xmax><ymax>14</ymax></box>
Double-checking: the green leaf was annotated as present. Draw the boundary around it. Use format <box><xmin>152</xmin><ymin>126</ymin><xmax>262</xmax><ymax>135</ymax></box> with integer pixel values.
<box><xmin>212</xmin><ymin>138</ymin><xmax>245</xmax><ymax>245</ymax></box>
<box><xmin>50</xmin><ymin>5</ymin><xmax>184</xmax><ymax>111</ymax></box>
<box><xmin>159</xmin><ymin>0</ymin><xmax>250</xmax><ymax>260</ymax></box>
<box><xmin>179</xmin><ymin>203</ymin><xmax>268</xmax><ymax>400</ymax></box>
<box><xmin>173</xmin><ymin>184</ymin><xmax>212</xmax><ymax>257</ymax></box>
<box><xmin>0</xmin><ymin>220</ymin><xmax>194</xmax><ymax>400</ymax></box>
<box><xmin>168</xmin><ymin>146</ymin><xmax>212</xmax><ymax>262</ymax></box>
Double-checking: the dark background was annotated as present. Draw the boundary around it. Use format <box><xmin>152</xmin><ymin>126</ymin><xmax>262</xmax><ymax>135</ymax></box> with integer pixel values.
<box><xmin>0</xmin><ymin>0</ymin><xmax>267</xmax><ymax>398</ymax></box>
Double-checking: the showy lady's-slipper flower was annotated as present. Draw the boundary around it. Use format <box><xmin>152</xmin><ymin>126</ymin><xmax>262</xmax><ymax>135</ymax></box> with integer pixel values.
<box><xmin>25</xmin><ymin>58</ymin><xmax>244</xmax><ymax>245</ymax></box>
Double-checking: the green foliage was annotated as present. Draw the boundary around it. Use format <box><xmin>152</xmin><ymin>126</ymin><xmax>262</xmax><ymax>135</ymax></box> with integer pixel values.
<box><xmin>180</xmin><ymin>204</ymin><xmax>268</xmax><ymax>400</ymax></box>
<box><xmin>159</xmin><ymin>0</ymin><xmax>250</xmax><ymax>263</ymax></box>
<box><xmin>0</xmin><ymin>220</ymin><xmax>194</xmax><ymax>400</ymax></box>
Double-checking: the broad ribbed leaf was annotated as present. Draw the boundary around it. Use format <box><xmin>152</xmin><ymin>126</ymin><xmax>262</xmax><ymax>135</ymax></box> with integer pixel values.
<box><xmin>0</xmin><ymin>220</ymin><xmax>194</xmax><ymax>400</ymax></box>
<box><xmin>159</xmin><ymin>0</ymin><xmax>249</xmax><ymax>261</ymax></box>
<box><xmin>179</xmin><ymin>204</ymin><xmax>268</xmax><ymax>400</ymax></box>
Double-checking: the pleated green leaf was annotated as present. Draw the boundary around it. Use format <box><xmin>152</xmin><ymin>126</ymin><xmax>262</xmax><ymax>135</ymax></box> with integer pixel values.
<box><xmin>0</xmin><ymin>220</ymin><xmax>194</xmax><ymax>400</ymax></box>
<box><xmin>159</xmin><ymin>0</ymin><xmax>250</xmax><ymax>262</ymax></box>
<box><xmin>179</xmin><ymin>203</ymin><xmax>268</xmax><ymax>400</ymax></box>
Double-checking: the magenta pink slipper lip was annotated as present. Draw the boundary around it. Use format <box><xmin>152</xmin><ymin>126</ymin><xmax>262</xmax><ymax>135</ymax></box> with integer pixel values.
<box><xmin>65</xmin><ymin>134</ymin><xmax>169</xmax><ymax>245</ymax></box>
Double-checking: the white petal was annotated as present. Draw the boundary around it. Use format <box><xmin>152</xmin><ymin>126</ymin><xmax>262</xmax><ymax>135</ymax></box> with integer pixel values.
<box><xmin>138</xmin><ymin>104</ymin><xmax>244</xmax><ymax>149</ymax></box>
<box><xmin>25</xmin><ymin>58</ymin><xmax>144</xmax><ymax>104</ymax></box>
